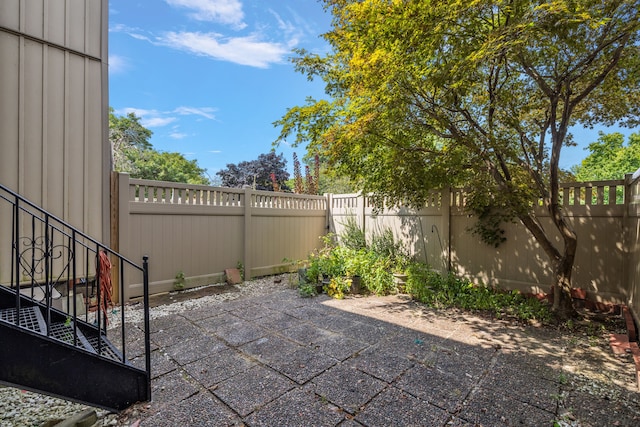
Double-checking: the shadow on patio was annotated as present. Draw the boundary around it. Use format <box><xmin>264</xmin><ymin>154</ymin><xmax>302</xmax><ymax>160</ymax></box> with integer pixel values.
<box><xmin>115</xmin><ymin>280</ymin><xmax>639</xmax><ymax>426</ymax></box>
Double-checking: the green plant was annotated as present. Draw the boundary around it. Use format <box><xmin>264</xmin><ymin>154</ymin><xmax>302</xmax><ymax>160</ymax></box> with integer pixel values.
<box><xmin>404</xmin><ymin>264</ymin><xmax>552</xmax><ymax>323</ymax></box>
<box><xmin>174</xmin><ymin>270</ymin><xmax>186</xmax><ymax>291</ymax></box>
<box><xmin>558</xmin><ymin>373</ymin><xmax>568</xmax><ymax>385</ymax></box>
<box><xmin>359</xmin><ymin>252</ymin><xmax>394</xmax><ymax>295</ymax></box>
<box><xmin>298</xmin><ymin>283</ymin><xmax>317</xmax><ymax>298</ymax></box>
<box><xmin>236</xmin><ymin>261</ymin><xmax>244</xmax><ymax>280</ymax></box>
<box><xmin>368</xmin><ymin>226</ymin><xmax>411</xmax><ymax>272</ymax></box>
<box><xmin>305</xmin><ymin>254</ymin><xmax>322</xmax><ymax>283</ymax></box>
<box><xmin>338</xmin><ymin>216</ymin><xmax>367</xmax><ymax>250</ymax></box>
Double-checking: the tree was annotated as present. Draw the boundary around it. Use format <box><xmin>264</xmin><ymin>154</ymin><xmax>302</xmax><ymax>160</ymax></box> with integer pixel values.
<box><xmin>275</xmin><ymin>0</ymin><xmax>640</xmax><ymax>319</ymax></box>
<box><xmin>134</xmin><ymin>150</ymin><xmax>210</xmax><ymax>185</ymax></box>
<box><xmin>109</xmin><ymin>108</ymin><xmax>211</xmax><ymax>184</ymax></box>
<box><xmin>109</xmin><ymin>107</ymin><xmax>152</xmax><ymax>174</ymax></box>
<box><xmin>216</xmin><ymin>152</ymin><xmax>291</xmax><ymax>191</ymax></box>
<box><xmin>572</xmin><ymin>132</ymin><xmax>640</xmax><ymax>181</ymax></box>
<box><xmin>289</xmin><ymin>152</ymin><xmax>358</xmax><ymax>194</ymax></box>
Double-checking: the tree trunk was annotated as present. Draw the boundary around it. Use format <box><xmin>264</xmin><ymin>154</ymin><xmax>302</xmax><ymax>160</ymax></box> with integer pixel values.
<box><xmin>518</xmin><ymin>213</ymin><xmax>578</xmax><ymax>320</ymax></box>
<box><xmin>552</xmin><ymin>243</ymin><xmax>578</xmax><ymax>320</ymax></box>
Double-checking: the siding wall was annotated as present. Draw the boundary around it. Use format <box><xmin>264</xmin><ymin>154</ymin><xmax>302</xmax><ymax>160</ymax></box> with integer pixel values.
<box><xmin>0</xmin><ymin>0</ymin><xmax>110</xmax><ymax>285</ymax></box>
<box><xmin>0</xmin><ymin>0</ymin><xmax>110</xmax><ymax>283</ymax></box>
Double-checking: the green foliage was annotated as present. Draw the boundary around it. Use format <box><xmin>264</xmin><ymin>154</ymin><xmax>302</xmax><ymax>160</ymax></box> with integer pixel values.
<box><xmin>109</xmin><ymin>107</ymin><xmax>152</xmax><ymax>150</ymax></box>
<box><xmin>368</xmin><ymin>227</ymin><xmax>409</xmax><ymax>270</ymax></box>
<box><xmin>324</xmin><ymin>276</ymin><xmax>351</xmax><ymax>299</ymax></box>
<box><xmin>174</xmin><ymin>270</ymin><xmax>185</xmax><ymax>291</ymax></box>
<box><xmin>301</xmin><ymin>225</ymin><xmax>407</xmax><ymax>298</ymax></box>
<box><xmin>338</xmin><ymin>216</ymin><xmax>367</xmax><ymax>250</ymax></box>
<box><xmin>317</xmin><ymin>167</ymin><xmax>358</xmax><ymax>194</ymax></box>
<box><xmin>405</xmin><ymin>264</ymin><xmax>552</xmax><ymax>323</ymax></box>
<box><xmin>275</xmin><ymin>0</ymin><xmax>640</xmax><ymax>317</ymax></box>
<box><xmin>298</xmin><ymin>283</ymin><xmax>318</xmax><ymax>298</ymax></box>
<box><xmin>357</xmin><ymin>251</ymin><xmax>395</xmax><ymax>295</ymax></box>
<box><xmin>109</xmin><ymin>108</ymin><xmax>210</xmax><ymax>184</ymax></box>
<box><xmin>236</xmin><ymin>261</ymin><xmax>244</xmax><ymax>280</ymax></box>
<box><xmin>466</xmin><ymin>205</ymin><xmax>508</xmax><ymax>248</ymax></box>
<box><xmin>134</xmin><ymin>150</ymin><xmax>210</xmax><ymax>185</ymax></box>
<box><xmin>572</xmin><ymin>132</ymin><xmax>640</xmax><ymax>181</ymax></box>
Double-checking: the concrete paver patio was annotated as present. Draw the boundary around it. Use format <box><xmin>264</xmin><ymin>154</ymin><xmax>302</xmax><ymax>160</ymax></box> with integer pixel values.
<box><xmin>119</xmin><ymin>284</ymin><xmax>639</xmax><ymax>426</ymax></box>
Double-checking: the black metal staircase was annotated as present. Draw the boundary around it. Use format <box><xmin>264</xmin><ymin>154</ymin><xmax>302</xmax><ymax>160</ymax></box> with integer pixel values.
<box><xmin>0</xmin><ymin>183</ymin><xmax>151</xmax><ymax>411</ymax></box>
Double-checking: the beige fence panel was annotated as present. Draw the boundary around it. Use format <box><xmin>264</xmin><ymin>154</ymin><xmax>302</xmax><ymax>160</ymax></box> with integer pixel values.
<box><xmin>329</xmin><ymin>181</ymin><xmax>628</xmax><ymax>304</ymax></box>
<box><xmin>115</xmin><ymin>173</ymin><xmax>635</xmax><ymax>309</ymax></box>
<box><xmin>116</xmin><ymin>174</ymin><xmax>327</xmax><ymax>299</ymax></box>
<box><xmin>329</xmin><ymin>191</ymin><xmax>449</xmax><ymax>273</ymax></box>
<box><xmin>452</xmin><ymin>181</ymin><xmax>626</xmax><ymax>302</ymax></box>
<box><xmin>625</xmin><ymin>171</ymin><xmax>640</xmax><ymax>322</ymax></box>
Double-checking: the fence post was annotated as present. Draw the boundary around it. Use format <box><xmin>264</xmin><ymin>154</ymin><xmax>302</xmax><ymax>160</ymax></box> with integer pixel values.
<box><xmin>623</xmin><ymin>173</ymin><xmax>632</xmax><ymax>306</ymax></box>
<box><xmin>325</xmin><ymin>193</ymin><xmax>333</xmax><ymax>234</ymax></box>
<box><xmin>243</xmin><ymin>188</ymin><xmax>253</xmax><ymax>280</ymax></box>
<box><xmin>110</xmin><ymin>172</ymin><xmax>120</xmax><ymax>303</ymax></box>
<box><xmin>118</xmin><ymin>173</ymin><xmax>131</xmax><ymax>301</ymax></box>
<box><xmin>441</xmin><ymin>187</ymin><xmax>452</xmax><ymax>273</ymax></box>
<box><xmin>360</xmin><ymin>192</ymin><xmax>366</xmax><ymax>236</ymax></box>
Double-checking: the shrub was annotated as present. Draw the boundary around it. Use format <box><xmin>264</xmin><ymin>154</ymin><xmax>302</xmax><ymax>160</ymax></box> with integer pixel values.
<box><xmin>405</xmin><ymin>264</ymin><xmax>551</xmax><ymax>323</ymax></box>
<box><xmin>338</xmin><ymin>216</ymin><xmax>367</xmax><ymax>250</ymax></box>
<box><xmin>324</xmin><ymin>276</ymin><xmax>351</xmax><ymax>299</ymax></box>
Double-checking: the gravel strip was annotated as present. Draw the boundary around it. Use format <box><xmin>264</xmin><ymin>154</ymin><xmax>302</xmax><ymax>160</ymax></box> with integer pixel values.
<box><xmin>0</xmin><ymin>275</ymin><xmax>291</xmax><ymax>427</ymax></box>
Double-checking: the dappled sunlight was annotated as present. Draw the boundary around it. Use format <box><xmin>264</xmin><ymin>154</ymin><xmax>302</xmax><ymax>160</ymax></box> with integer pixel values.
<box><xmin>322</xmin><ymin>293</ymin><xmax>638</xmax><ymax>397</ymax></box>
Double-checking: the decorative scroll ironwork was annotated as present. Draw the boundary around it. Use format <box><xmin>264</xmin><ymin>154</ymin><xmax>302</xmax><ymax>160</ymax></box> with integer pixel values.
<box><xmin>0</xmin><ymin>182</ymin><xmax>151</xmax><ymax>400</ymax></box>
<box><xmin>16</xmin><ymin>235</ymin><xmax>72</xmax><ymax>302</ymax></box>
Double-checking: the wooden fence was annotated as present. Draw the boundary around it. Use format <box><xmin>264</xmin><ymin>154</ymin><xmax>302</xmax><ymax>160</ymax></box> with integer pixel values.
<box><xmin>113</xmin><ymin>173</ymin><xmax>327</xmax><ymax>299</ymax></box>
<box><xmin>113</xmin><ymin>172</ymin><xmax>640</xmax><ymax>322</ymax></box>
<box><xmin>625</xmin><ymin>172</ymin><xmax>640</xmax><ymax>321</ymax></box>
<box><xmin>329</xmin><ymin>180</ymin><xmax>629</xmax><ymax>305</ymax></box>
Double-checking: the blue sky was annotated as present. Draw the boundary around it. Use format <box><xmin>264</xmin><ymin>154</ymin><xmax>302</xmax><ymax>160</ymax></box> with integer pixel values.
<box><xmin>108</xmin><ymin>0</ymin><xmax>634</xmax><ymax>181</ymax></box>
<box><xmin>109</xmin><ymin>0</ymin><xmax>331</xmax><ymax>181</ymax></box>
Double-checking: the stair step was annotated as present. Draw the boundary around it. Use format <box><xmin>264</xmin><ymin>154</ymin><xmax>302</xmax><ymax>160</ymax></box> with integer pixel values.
<box><xmin>48</xmin><ymin>321</ymin><xmax>95</xmax><ymax>353</ymax></box>
<box><xmin>0</xmin><ymin>306</ymin><xmax>122</xmax><ymax>362</ymax></box>
<box><xmin>0</xmin><ymin>306</ymin><xmax>46</xmax><ymax>333</ymax></box>
<box><xmin>84</xmin><ymin>334</ymin><xmax>123</xmax><ymax>362</ymax></box>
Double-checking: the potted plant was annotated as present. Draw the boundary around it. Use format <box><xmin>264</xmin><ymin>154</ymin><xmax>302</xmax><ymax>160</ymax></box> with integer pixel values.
<box><xmin>391</xmin><ymin>253</ymin><xmax>411</xmax><ymax>293</ymax></box>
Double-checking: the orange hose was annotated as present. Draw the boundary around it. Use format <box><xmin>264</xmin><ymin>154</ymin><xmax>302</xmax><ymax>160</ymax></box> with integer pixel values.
<box><xmin>98</xmin><ymin>250</ymin><xmax>113</xmax><ymax>324</ymax></box>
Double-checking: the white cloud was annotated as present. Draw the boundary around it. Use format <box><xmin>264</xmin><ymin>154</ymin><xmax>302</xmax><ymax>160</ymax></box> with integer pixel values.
<box><xmin>120</xmin><ymin>107</ymin><xmax>158</xmax><ymax>117</ymax></box>
<box><xmin>108</xmin><ymin>54</ymin><xmax>128</xmax><ymax>74</ymax></box>
<box><xmin>160</xmin><ymin>31</ymin><xmax>287</xmax><ymax>68</ymax></box>
<box><xmin>142</xmin><ymin>117</ymin><xmax>177</xmax><ymax>128</ymax></box>
<box><xmin>116</xmin><ymin>106</ymin><xmax>217</xmax><ymax>131</ymax></box>
<box><xmin>174</xmin><ymin>106</ymin><xmax>217</xmax><ymax>120</ymax></box>
<box><xmin>170</xmin><ymin>132</ymin><xmax>188</xmax><ymax>139</ymax></box>
<box><xmin>268</xmin><ymin>9</ymin><xmax>302</xmax><ymax>48</ymax></box>
<box><xmin>109</xmin><ymin>23</ymin><xmax>152</xmax><ymax>42</ymax></box>
<box><xmin>165</xmin><ymin>0</ymin><xmax>246</xmax><ymax>29</ymax></box>
<box><xmin>209</xmin><ymin>150</ymin><xmax>222</xmax><ymax>154</ymax></box>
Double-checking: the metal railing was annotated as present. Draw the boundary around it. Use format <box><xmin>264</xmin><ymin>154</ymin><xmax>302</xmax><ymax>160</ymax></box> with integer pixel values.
<box><xmin>0</xmin><ymin>183</ymin><xmax>151</xmax><ymax>393</ymax></box>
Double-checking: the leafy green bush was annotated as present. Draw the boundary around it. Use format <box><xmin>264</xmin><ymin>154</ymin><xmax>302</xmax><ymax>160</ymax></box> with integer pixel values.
<box><xmin>299</xmin><ymin>283</ymin><xmax>318</xmax><ymax>298</ymax></box>
<box><xmin>369</xmin><ymin>227</ymin><xmax>411</xmax><ymax>272</ymax></box>
<box><xmin>338</xmin><ymin>216</ymin><xmax>367</xmax><ymax>250</ymax></box>
<box><xmin>405</xmin><ymin>263</ymin><xmax>551</xmax><ymax>323</ymax></box>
